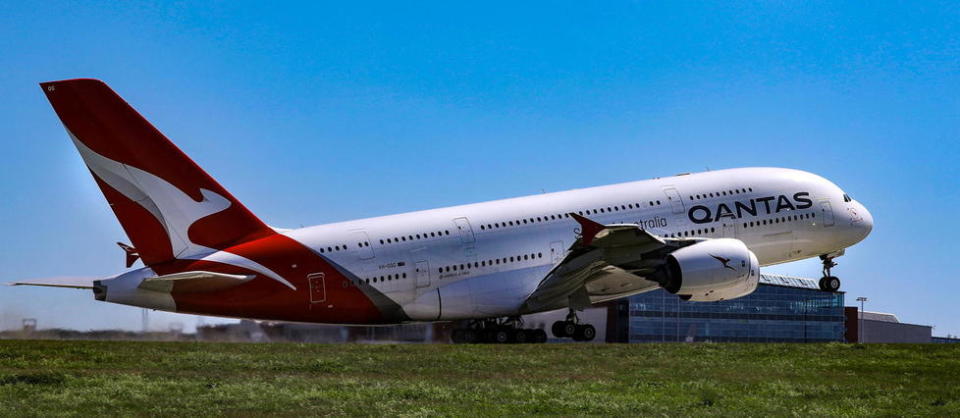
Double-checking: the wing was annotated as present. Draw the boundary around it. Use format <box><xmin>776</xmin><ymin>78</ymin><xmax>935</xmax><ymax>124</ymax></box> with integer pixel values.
<box><xmin>521</xmin><ymin>213</ymin><xmax>679</xmax><ymax>313</ymax></box>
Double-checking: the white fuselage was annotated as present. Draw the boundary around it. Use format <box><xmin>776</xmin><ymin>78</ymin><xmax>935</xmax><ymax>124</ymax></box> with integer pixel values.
<box><xmin>282</xmin><ymin>167</ymin><xmax>872</xmax><ymax>321</ymax></box>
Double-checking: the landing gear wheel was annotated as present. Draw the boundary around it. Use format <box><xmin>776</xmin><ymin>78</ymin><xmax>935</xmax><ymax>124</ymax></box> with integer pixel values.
<box><xmin>462</xmin><ymin>329</ymin><xmax>477</xmax><ymax>344</ymax></box>
<box><xmin>819</xmin><ymin>276</ymin><xmax>841</xmax><ymax>292</ymax></box>
<box><xmin>533</xmin><ymin>329</ymin><xmax>548</xmax><ymax>343</ymax></box>
<box><xmin>571</xmin><ymin>324</ymin><xmax>596</xmax><ymax>342</ymax></box>
<box><xmin>562</xmin><ymin>321</ymin><xmax>578</xmax><ymax>338</ymax></box>
<box><xmin>552</xmin><ymin>321</ymin><xmax>567</xmax><ymax>338</ymax></box>
<box><xmin>580</xmin><ymin>324</ymin><xmax>596</xmax><ymax>341</ymax></box>
<box><xmin>494</xmin><ymin>329</ymin><xmax>510</xmax><ymax>344</ymax></box>
<box><xmin>514</xmin><ymin>329</ymin><xmax>529</xmax><ymax>344</ymax></box>
<box><xmin>451</xmin><ymin>329</ymin><xmax>464</xmax><ymax>344</ymax></box>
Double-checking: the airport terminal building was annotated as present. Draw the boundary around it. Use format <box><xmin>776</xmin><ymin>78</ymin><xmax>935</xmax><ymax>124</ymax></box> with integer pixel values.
<box><xmin>614</xmin><ymin>274</ymin><xmax>845</xmax><ymax>343</ymax></box>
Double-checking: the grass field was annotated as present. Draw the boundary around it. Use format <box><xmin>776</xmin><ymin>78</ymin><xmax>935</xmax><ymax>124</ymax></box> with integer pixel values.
<box><xmin>1</xmin><ymin>340</ymin><xmax>958</xmax><ymax>416</ymax></box>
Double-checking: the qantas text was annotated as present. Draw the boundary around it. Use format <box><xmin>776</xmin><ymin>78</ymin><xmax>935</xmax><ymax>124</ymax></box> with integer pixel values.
<box><xmin>687</xmin><ymin>192</ymin><xmax>813</xmax><ymax>224</ymax></box>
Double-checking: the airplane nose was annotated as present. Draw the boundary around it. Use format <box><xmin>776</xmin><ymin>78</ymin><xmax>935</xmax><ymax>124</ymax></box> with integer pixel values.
<box><xmin>853</xmin><ymin>201</ymin><xmax>873</xmax><ymax>241</ymax></box>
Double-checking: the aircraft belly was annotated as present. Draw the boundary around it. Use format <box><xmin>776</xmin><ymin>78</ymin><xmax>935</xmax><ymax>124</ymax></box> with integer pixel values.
<box><xmin>466</xmin><ymin>265</ymin><xmax>548</xmax><ymax>318</ymax></box>
<box><xmin>401</xmin><ymin>265</ymin><xmax>549</xmax><ymax>321</ymax></box>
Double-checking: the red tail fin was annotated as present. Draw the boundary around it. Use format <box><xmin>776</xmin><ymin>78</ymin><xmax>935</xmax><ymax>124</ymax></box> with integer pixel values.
<box><xmin>40</xmin><ymin>78</ymin><xmax>274</xmax><ymax>266</ymax></box>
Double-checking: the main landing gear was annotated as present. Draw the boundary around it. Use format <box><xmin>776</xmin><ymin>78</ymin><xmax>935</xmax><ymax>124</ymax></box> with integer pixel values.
<box><xmin>818</xmin><ymin>254</ymin><xmax>841</xmax><ymax>292</ymax></box>
<box><xmin>450</xmin><ymin>317</ymin><xmax>548</xmax><ymax>344</ymax></box>
<box><xmin>550</xmin><ymin>310</ymin><xmax>596</xmax><ymax>342</ymax></box>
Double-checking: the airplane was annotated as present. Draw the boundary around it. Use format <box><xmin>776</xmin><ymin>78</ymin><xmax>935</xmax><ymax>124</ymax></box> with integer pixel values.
<box><xmin>11</xmin><ymin>78</ymin><xmax>873</xmax><ymax>344</ymax></box>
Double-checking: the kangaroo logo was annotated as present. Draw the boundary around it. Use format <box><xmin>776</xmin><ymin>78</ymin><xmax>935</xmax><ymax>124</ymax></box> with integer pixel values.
<box><xmin>70</xmin><ymin>131</ymin><xmax>295</xmax><ymax>290</ymax></box>
<box><xmin>710</xmin><ymin>254</ymin><xmax>736</xmax><ymax>271</ymax></box>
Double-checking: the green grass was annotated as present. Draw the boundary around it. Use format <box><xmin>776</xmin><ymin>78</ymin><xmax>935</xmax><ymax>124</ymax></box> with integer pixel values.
<box><xmin>0</xmin><ymin>340</ymin><xmax>958</xmax><ymax>416</ymax></box>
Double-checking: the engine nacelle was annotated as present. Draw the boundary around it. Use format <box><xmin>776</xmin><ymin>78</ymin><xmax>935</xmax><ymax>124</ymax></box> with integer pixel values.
<box><xmin>658</xmin><ymin>238</ymin><xmax>760</xmax><ymax>302</ymax></box>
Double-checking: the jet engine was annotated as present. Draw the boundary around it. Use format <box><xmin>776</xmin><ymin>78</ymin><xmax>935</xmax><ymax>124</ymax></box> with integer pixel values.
<box><xmin>653</xmin><ymin>238</ymin><xmax>759</xmax><ymax>302</ymax></box>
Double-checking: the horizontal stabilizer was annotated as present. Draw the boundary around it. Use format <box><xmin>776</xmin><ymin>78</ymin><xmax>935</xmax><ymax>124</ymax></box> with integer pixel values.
<box><xmin>138</xmin><ymin>271</ymin><xmax>254</xmax><ymax>293</ymax></box>
<box><xmin>7</xmin><ymin>276</ymin><xmax>99</xmax><ymax>289</ymax></box>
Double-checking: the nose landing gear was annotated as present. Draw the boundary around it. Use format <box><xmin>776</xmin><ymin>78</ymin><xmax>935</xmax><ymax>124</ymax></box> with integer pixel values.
<box><xmin>550</xmin><ymin>309</ymin><xmax>596</xmax><ymax>342</ymax></box>
<box><xmin>819</xmin><ymin>254</ymin><xmax>841</xmax><ymax>292</ymax></box>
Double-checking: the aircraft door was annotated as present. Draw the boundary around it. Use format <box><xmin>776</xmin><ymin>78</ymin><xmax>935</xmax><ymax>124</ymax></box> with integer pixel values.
<box><xmin>662</xmin><ymin>187</ymin><xmax>685</xmax><ymax>214</ymax></box>
<box><xmin>415</xmin><ymin>260</ymin><xmax>430</xmax><ymax>289</ymax></box>
<box><xmin>452</xmin><ymin>217</ymin><xmax>475</xmax><ymax>244</ymax></box>
<box><xmin>819</xmin><ymin>200</ymin><xmax>835</xmax><ymax>227</ymax></box>
<box><xmin>550</xmin><ymin>241</ymin><xmax>565</xmax><ymax>263</ymax></box>
<box><xmin>350</xmin><ymin>230</ymin><xmax>375</xmax><ymax>260</ymax></box>
<box><xmin>722</xmin><ymin>222</ymin><xmax>737</xmax><ymax>238</ymax></box>
<box><xmin>307</xmin><ymin>273</ymin><xmax>326</xmax><ymax>304</ymax></box>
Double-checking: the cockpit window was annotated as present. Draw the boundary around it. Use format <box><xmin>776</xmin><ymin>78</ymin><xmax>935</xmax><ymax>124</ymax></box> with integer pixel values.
<box><xmin>843</xmin><ymin>194</ymin><xmax>852</xmax><ymax>202</ymax></box>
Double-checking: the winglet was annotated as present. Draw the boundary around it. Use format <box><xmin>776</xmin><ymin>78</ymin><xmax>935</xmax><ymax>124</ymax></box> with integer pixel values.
<box><xmin>117</xmin><ymin>242</ymin><xmax>140</xmax><ymax>268</ymax></box>
<box><xmin>569</xmin><ymin>213</ymin><xmax>605</xmax><ymax>246</ymax></box>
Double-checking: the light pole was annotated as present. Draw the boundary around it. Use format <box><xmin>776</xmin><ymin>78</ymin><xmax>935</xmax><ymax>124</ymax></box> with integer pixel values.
<box><xmin>856</xmin><ymin>297</ymin><xmax>868</xmax><ymax>343</ymax></box>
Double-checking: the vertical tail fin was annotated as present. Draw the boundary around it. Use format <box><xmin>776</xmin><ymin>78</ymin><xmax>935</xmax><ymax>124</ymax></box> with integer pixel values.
<box><xmin>40</xmin><ymin>78</ymin><xmax>274</xmax><ymax>266</ymax></box>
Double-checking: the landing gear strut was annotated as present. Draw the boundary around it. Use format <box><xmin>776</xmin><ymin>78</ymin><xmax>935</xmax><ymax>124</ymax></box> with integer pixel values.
<box><xmin>818</xmin><ymin>254</ymin><xmax>841</xmax><ymax>292</ymax></box>
<box><xmin>551</xmin><ymin>309</ymin><xmax>596</xmax><ymax>342</ymax></box>
<box><xmin>450</xmin><ymin>317</ymin><xmax>548</xmax><ymax>344</ymax></box>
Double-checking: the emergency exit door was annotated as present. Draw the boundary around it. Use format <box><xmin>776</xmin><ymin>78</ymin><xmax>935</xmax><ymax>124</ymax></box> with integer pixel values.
<box><xmin>415</xmin><ymin>260</ymin><xmax>430</xmax><ymax>289</ymax></box>
<box><xmin>662</xmin><ymin>187</ymin><xmax>685</xmax><ymax>214</ymax></box>
<box><xmin>307</xmin><ymin>273</ymin><xmax>326</xmax><ymax>303</ymax></box>
<box><xmin>819</xmin><ymin>200</ymin><xmax>835</xmax><ymax>227</ymax></box>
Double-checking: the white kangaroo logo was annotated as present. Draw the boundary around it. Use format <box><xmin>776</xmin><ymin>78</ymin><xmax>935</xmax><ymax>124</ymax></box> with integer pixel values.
<box><xmin>69</xmin><ymin>131</ymin><xmax>296</xmax><ymax>290</ymax></box>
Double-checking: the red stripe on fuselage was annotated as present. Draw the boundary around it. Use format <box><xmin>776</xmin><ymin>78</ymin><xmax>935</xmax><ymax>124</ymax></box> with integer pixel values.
<box><xmin>155</xmin><ymin>234</ymin><xmax>391</xmax><ymax>324</ymax></box>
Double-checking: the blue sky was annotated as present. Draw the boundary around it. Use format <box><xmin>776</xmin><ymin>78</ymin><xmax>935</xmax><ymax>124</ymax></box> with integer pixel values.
<box><xmin>1</xmin><ymin>1</ymin><xmax>958</xmax><ymax>334</ymax></box>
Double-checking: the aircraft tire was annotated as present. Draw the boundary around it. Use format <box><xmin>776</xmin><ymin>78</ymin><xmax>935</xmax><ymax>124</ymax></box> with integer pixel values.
<box><xmin>514</xmin><ymin>329</ymin><xmax>529</xmax><ymax>344</ymax></box>
<box><xmin>552</xmin><ymin>321</ymin><xmax>567</xmax><ymax>338</ymax></box>
<box><xmin>562</xmin><ymin>321</ymin><xmax>578</xmax><ymax>338</ymax></box>
<box><xmin>451</xmin><ymin>329</ymin><xmax>464</xmax><ymax>344</ymax></box>
<box><xmin>494</xmin><ymin>329</ymin><xmax>511</xmax><ymax>344</ymax></box>
<box><xmin>819</xmin><ymin>276</ymin><xmax>841</xmax><ymax>292</ymax></box>
<box><xmin>580</xmin><ymin>324</ymin><xmax>596</xmax><ymax>342</ymax></box>
<box><xmin>533</xmin><ymin>329</ymin><xmax>548</xmax><ymax>343</ymax></box>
